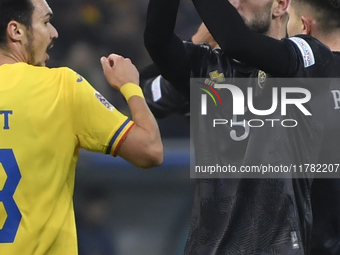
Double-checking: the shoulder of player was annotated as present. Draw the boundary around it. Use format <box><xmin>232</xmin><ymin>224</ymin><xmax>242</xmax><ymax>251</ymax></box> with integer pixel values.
<box><xmin>23</xmin><ymin>66</ymin><xmax>90</xmax><ymax>94</ymax></box>
<box><xmin>44</xmin><ymin>66</ymin><xmax>87</xmax><ymax>85</ymax></box>
<box><xmin>22</xmin><ymin>65</ymin><xmax>74</xmax><ymax>78</ymax></box>
<box><xmin>288</xmin><ymin>34</ymin><xmax>331</xmax><ymax>51</ymax></box>
<box><xmin>43</xmin><ymin>66</ymin><xmax>77</xmax><ymax>76</ymax></box>
<box><xmin>281</xmin><ymin>35</ymin><xmax>334</xmax><ymax>76</ymax></box>
<box><xmin>284</xmin><ymin>34</ymin><xmax>333</xmax><ymax>61</ymax></box>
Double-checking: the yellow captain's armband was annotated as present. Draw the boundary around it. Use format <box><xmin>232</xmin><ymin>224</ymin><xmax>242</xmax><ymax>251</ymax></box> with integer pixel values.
<box><xmin>120</xmin><ymin>83</ymin><xmax>144</xmax><ymax>102</ymax></box>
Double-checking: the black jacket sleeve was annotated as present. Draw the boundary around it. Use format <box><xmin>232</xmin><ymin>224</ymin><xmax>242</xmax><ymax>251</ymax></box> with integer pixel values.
<box><xmin>191</xmin><ymin>0</ymin><xmax>296</xmax><ymax>77</ymax></box>
<box><xmin>144</xmin><ymin>0</ymin><xmax>192</xmax><ymax>98</ymax></box>
<box><xmin>139</xmin><ymin>62</ymin><xmax>160</xmax><ymax>80</ymax></box>
<box><xmin>139</xmin><ymin>63</ymin><xmax>189</xmax><ymax>118</ymax></box>
<box><xmin>140</xmin><ymin>75</ymin><xmax>189</xmax><ymax>118</ymax></box>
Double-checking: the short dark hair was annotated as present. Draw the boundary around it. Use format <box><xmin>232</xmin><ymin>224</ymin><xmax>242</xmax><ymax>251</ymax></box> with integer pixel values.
<box><xmin>0</xmin><ymin>0</ymin><xmax>34</xmax><ymax>46</ymax></box>
<box><xmin>292</xmin><ymin>0</ymin><xmax>340</xmax><ymax>32</ymax></box>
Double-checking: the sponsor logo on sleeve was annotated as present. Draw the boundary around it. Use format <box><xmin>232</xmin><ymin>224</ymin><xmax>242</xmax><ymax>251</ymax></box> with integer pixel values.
<box><xmin>94</xmin><ymin>92</ymin><xmax>115</xmax><ymax>111</ymax></box>
<box><xmin>289</xmin><ymin>37</ymin><xmax>315</xmax><ymax>68</ymax></box>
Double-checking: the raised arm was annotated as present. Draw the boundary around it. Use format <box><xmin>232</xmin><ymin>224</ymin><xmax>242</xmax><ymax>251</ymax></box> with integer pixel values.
<box><xmin>140</xmin><ymin>22</ymin><xmax>216</xmax><ymax>119</ymax></box>
<box><xmin>100</xmin><ymin>54</ymin><xmax>163</xmax><ymax>168</ymax></box>
<box><xmin>191</xmin><ymin>0</ymin><xmax>295</xmax><ymax>76</ymax></box>
<box><xmin>144</xmin><ymin>0</ymin><xmax>191</xmax><ymax>98</ymax></box>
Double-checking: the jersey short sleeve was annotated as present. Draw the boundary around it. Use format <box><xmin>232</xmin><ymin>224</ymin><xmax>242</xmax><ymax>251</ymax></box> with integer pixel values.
<box><xmin>63</xmin><ymin>68</ymin><xmax>135</xmax><ymax>156</ymax></box>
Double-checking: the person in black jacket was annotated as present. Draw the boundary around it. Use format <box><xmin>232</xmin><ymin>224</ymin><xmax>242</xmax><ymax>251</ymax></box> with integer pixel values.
<box><xmin>144</xmin><ymin>0</ymin><xmax>340</xmax><ymax>254</ymax></box>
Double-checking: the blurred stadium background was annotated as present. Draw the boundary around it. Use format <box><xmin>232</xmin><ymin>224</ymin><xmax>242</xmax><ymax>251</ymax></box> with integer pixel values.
<box><xmin>47</xmin><ymin>0</ymin><xmax>200</xmax><ymax>254</ymax></box>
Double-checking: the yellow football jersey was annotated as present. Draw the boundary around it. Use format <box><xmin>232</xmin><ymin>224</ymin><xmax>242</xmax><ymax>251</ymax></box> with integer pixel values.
<box><xmin>0</xmin><ymin>62</ymin><xmax>134</xmax><ymax>254</ymax></box>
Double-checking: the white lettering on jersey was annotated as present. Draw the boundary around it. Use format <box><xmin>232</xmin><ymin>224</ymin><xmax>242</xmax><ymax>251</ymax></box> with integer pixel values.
<box><xmin>331</xmin><ymin>90</ymin><xmax>340</xmax><ymax>109</ymax></box>
<box><xmin>151</xmin><ymin>75</ymin><xmax>162</xmax><ymax>102</ymax></box>
<box><xmin>289</xmin><ymin>37</ymin><xmax>315</xmax><ymax>68</ymax></box>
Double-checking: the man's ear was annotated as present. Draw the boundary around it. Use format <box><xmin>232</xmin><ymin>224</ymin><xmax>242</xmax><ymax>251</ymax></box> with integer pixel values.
<box><xmin>7</xmin><ymin>21</ymin><xmax>25</xmax><ymax>42</ymax></box>
<box><xmin>273</xmin><ymin>0</ymin><xmax>290</xmax><ymax>17</ymax></box>
<box><xmin>301</xmin><ymin>16</ymin><xmax>312</xmax><ymax>35</ymax></box>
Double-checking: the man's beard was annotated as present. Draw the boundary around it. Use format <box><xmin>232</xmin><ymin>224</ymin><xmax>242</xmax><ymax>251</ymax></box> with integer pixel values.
<box><xmin>244</xmin><ymin>3</ymin><xmax>272</xmax><ymax>35</ymax></box>
<box><xmin>246</xmin><ymin>16</ymin><xmax>271</xmax><ymax>35</ymax></box>
<box><xmin>25</xmin><ymin>32</ymin><xmax>39</xmax><ymax>66</ymax></box>
<box><xmin>25</xmin><ymin>30</ymin><xmax>45</xmax><ymax>67</ymax></box>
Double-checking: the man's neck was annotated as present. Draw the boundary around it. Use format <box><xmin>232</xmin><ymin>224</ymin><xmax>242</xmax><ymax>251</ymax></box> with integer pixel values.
<box><xmin>0</xmin><ymin>49</ymin><xmax>24</xmax><ymax>66</ymax></box>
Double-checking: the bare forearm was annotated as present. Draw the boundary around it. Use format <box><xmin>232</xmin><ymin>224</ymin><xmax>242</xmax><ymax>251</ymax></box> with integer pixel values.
<box><xmin>120</xmin><ymin>96</ymin><xmax>163</xmax><ymax>168</ymax></box>
<box><xmin>101</xmin><ymin>54</ymin><xmax>163</xmax><ymax>168</ymax></box>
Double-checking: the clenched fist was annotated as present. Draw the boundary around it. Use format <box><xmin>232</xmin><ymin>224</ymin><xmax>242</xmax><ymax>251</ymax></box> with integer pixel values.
<box><xmin>100</xmin><ymin>53</ymin><xmax>140</xmax><ymax>90</ymax></box>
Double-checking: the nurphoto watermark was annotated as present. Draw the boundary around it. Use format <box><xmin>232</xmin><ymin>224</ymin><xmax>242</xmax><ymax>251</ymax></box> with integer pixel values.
<box><xmin>190</xmin><ymin>78</ymin><xmax>340</xmax><ymax>178</ymax></box>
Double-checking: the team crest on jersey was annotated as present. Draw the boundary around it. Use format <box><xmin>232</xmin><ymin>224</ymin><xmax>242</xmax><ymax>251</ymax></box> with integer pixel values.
<box><xmin>94</xmin><ymin>92</ymin><xmax>115</xmax><ymax>111</ymax></box>
<box><xmin>258</xmin><ymin>70</ymin><xmax>266</xmax><ymax>89</ymax></box>
<box><xmin>209</xmin><ymin>70</ymin><xmax>225</xmax><ymax>83</ymax></box>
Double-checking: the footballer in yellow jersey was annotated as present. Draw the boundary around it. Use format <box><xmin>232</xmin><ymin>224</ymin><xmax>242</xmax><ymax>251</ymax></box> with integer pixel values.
<box><xmin>0</xmin><ymin>62</ymin><xmax>134</xmax><ymax>254</ymax></box>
